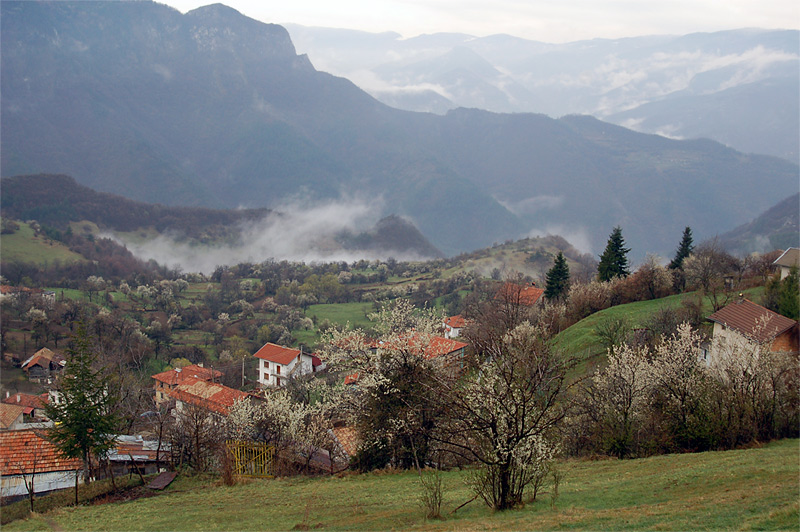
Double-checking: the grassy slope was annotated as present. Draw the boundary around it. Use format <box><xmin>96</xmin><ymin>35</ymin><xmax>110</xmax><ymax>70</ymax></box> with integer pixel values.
<box><xmin>554</xmin><ymin>287</ymin><xmax>765</xmax><ymax>366</ymax></box>
<box><xmin>5</xmin><ymin>439</ymin><xmax>797</xmax><ymax>531</ymax></box>
<box><xmin>0</xmin><ymin>222</ymin><xmax>84</xmax><ymax>265</ymax></box>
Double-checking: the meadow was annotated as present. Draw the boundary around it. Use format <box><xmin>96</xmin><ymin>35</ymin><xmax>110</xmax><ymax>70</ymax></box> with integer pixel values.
<box><xmin>4</xmin><ymin>439</ymin><xmax>797</xmax><ymax>531</ymax></box>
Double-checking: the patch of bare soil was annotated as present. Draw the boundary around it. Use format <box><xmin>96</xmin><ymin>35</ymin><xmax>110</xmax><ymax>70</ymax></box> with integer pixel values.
<box><xmin>90</xmin><ymin>485</ymin><xmax>165</xmax><ymax>506</ymax></box>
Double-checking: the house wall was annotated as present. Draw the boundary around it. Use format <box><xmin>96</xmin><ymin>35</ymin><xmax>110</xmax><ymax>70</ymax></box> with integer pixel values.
<box><xmin>771</xmin><ymin>326</ymin><xmax>799</xmax><ymax>353</ymax></box>
<box><xmin>1</xmin><ymin>470</ymin><xmax>80</xmax><ymax>499</ymax></box>
<box><xmin>258</xmin><ymin>355</ymin><xmax>314</xmax><ymax>387</ymax></box>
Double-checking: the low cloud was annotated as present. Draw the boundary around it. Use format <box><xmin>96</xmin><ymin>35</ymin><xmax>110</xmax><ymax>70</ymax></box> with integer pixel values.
<box><xmin>526</xmin><ymin>225</ymin><xmax>593</xmax><ymax>254</ymax></box>
<box><xmin>499</xmin><ymin>195</ymin><xmax>565</xmax><ymax>217</ymax></box>
<box><xmin>110</xmin><ymin>196</ymin><xmax>430</xmax><ymax>274</ymax></box>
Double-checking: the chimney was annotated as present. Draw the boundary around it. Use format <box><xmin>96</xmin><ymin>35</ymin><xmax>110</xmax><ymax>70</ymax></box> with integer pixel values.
<box><xmin>5</xmin><ymin>391</ymin><xmax>9</xmax><ymax>399</ymax></box>
<box><xmin>16</xmin><ymin>394</ymin><xmax>21</xmax><ymax>403</ymax></box>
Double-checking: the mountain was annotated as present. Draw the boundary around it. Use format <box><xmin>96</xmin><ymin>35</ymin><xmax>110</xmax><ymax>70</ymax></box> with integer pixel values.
<box><xmin>718</xmin><ymin>193</ymin><xmax>800</xmax><ymax>255</ymax></box>
<box><xmin>287</xmin><ymin>25</ymin><xmax>800</xmax><ymax>164</ymax></box>
<box><xmin>2</xmin><ymin>1</ymin><xmax>798</xmax><ymax>261</ymax></box>
<box><xmin>0</xmin><ymin>174</ymin><xmax>443</xmax><ymax>262</ymax></box>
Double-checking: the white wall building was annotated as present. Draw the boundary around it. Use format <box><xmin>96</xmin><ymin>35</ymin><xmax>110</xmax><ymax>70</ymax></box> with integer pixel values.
<box><xmin>253</xmin><ymin>343</ymin><xmax>316</xmax><ymax>388</ymax></box>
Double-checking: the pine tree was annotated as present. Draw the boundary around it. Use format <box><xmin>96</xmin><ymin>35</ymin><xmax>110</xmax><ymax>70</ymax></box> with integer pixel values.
<box><xmin>544</xmin><ymin>251</ymin><xmax>570</xmax><ymax>301</ymax></box>
<box><xmin>668</xmin><ymin>227</ymin><xmax>694</xmax><ymax>270</ymax></box>
<box><xmin>45</xmin><ymin>324</ymin><xmax>121</xmax><ymax>488</ymax></box>
<box><xmin>597</xmin><ymin>226</ymin><xmax>631</xmax><ymax>282</ymax></box>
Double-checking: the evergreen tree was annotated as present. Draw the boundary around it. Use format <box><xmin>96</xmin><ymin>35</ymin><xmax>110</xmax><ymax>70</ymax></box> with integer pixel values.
<box><xmin>544</xmin><ymin>251</ymin><xmax>570</xmax><ymax>301</ymax></box>
<box><xmin>597</xmin><ymin>226</ymin><xmax>631</xmax><ymax>281</ymax></box>
<box><xmin>778</xmin><ymin>266</ymin><xmax>799</xmax><ymax>320</ymax></box>
<box><xmin>45</xmin><ymin>324</ymin><xmax>121</xmax><ymax>487</ymax></box>
<box><xmin>668</xmin><ymin>227</ymin><xmax>694</xmax><ymax>270</ymax></box>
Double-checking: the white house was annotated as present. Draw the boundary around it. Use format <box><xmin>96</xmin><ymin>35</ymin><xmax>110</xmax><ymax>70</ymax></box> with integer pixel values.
<box><xmin>253</xmin><ymin>343</ymin><xmax>316</xmax><ymax>388</ymax></box>
<box><xmin>443</xmin><ymin>315</ymin><xmax>466</xmax><ymax>338</ymax></box>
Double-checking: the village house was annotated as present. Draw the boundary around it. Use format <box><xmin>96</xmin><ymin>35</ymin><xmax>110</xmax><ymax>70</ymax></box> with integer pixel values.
<box><xmin>151</xmin><ymin>364</ymin><xmax>223</xmax><ymax>406</ymax></box>
<box><xmin>0</xmin><ymin>429</ymin><xmax>82</xmax><ymax>501</ymax></box>
<box><xmin>443</xmin><ymin>315</ymin><xmax>467</xmax><ymax>338</ymax></box>
<box><xmin>496</xmin><ymin>281</ymin><xmax>545</xmax><ymax>306</ymax></box>
<box><xmin>253</xmin><ymin>342</ymin><xmax>319</xmax><ymax>388</ymax></box>
<box><xmin>2</xmin><ymin>392</ymin><xmax>50</xmax><ymax>423</ymax></box>
<box><xmin>168</xmin><ymin>377</ymin><xmax>251</xmax><ymax>417</ymax></box>
<box><xmin>20</xmin><ymin>348</ymin><xmax>65</xmax><ymax>383</ymax></box>
<box><xmin>105</xmin><ymin>435</ymin><xmax>170</xmax><ymax>477</ymax></box>
<box><xmin>773</xmin><ymin>247</ymin><xmax>799</xmax><ymax>280</ymax></box>
<box><xmin>706</xmin><ymin>298</ymin><xmax>799</xmax><ymax>364</ymax></box>
<box><xmin>0</xmin><ymin>404</ymin><xmax>28</xmax><ymax>431</ymax></box>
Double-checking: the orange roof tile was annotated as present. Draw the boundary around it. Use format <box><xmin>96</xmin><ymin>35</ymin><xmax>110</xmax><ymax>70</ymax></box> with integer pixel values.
<box><xmin>0</xmin><ymin>403</ymin><xmax>26</xmax><ymax>429</ymax></box>
<box><xmin>0</xmin><ymin>429</ymin><xmax>82</xmax><ymax>475</ymax></box>
<box><xmin>253</xmin><ymin>343</ymin><xmax>301</xmax><ymax>365</ymax></box>
<box><xmin>425</xmin><ymin>337</ymin><xmax>469</xmax><ymax>359</ymax></box>
<box><xmin>151</xmin><ymin>364</ymin><xmax>222</xmax><ymax>386</ymax></box>
<box><xmin>168</xmin><ymin>377</ymin><xmax>249</xmax><ymax>416</ymax></box>
<box><xmin>496</xmin><ymin>282</ymin><xmax>544</xmax><ymax>306</ymax></box>
<box><xmin>332</xmin><ymin>426</ymin><xmax>360</xmax><ymax>459</ymax></box>
<box><xmin>444</xmin><ymin>315</ymin><xmax>466</xmax><ymax>328</ymax></box>
<box><xmin>708</xmin><ymin>299</ymin><xmax>798</xmax><ymax>344</ymax></box>
<box><xmin>3</xmin><ymin>392</ymin><xmax>48</xmax><ymax>410</ymax></box>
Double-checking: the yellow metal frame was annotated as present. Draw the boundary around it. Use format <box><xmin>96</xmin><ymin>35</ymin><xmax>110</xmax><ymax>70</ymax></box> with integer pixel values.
<box><xmin>226</xmin><ymin>440</ymin><xmax>275</xmax><ymax>478</ymax></box>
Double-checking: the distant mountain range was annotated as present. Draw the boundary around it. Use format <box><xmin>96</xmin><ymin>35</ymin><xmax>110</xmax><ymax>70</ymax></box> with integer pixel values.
<box><xmin>718</xmin><ymin>193</ymin><xmax>799</xmax><ymax>256</ymax></box>
<box><xmin>287</xmin><ymin>26</ymin><xmax>799</xmax><ymax>164</ymax></box>
<box><xmin>0</xmin><ymin>174</ymin><xmax>443</xmax><ymax>263</ymax></box>
<box><xmin>2</xmin><ymin>2</ymin><xmax>798</xmax><ymax>261</ymax></box>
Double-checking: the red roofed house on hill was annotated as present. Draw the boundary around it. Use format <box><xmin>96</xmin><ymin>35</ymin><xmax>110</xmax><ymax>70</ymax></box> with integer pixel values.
<box><xmin>151</xmin><ymin>364</ymin><xmax>223</xmax><ymax>405</ymax></box>
<box><xmin>706</xmin><ymin>299</ymin><xmax>799</xmax><ymax>365</ymax></box>
<box><xmin>0</xmin><ymin>429</ymin><xmax>82</xmax><ymax>500</ymax></box>
<box><xmin>443</xmin><ymin>315</ymin><xmax>467</xmax><ymax>339</ymax></box>
<box><xmin>2</xmin><ymin>392</ymin><xmax>50</xmax><ymax>423</ymax></box>
<box><xmin>253</xmin><ymin>343</ymin><xmax>316</xmax><ymax>388</ymax></box>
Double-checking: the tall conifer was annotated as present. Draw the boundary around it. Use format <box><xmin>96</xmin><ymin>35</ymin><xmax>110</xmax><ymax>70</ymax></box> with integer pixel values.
<box><xmin>545</xmin><ymin>251</ymin><xmax>570</xmax><ymax>301</ymax></box>
<box><xmin>597</xmin><ymin>226</ymin><xmax>631</xmax><ymax>281</ymax></box>
<box><xmin>669</xmin><ymin>226</ymin><xmax>694</xmax><ymax>270</ymax></box>
<box><xmin>45</xmin><ymin>324</ymin><xmax>121</xmax><ymax>490</ymax></box>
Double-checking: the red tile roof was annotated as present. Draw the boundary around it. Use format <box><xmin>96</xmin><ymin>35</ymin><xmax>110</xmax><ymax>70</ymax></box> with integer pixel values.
<box><xmin>151</xmin><ymin>364</ymin><xmax>222</xmax><ymax>386</ymax></box>
<box><xmin>444</xmin><ymin>315</ymin><xmax>466</xmax><ymax>328</ymax></box>
<box><xmin>2</xmin><ymin>392</ymin><xmax>48</xmax><ymax>411</ymax></box>
<box><xmin>425</xmin><ymin>337</ymin><xmax>469</xmax><ymax>359</ymax></box>
<box><xmin>0</xmin><ymin>403</ymin><xmax>26</xmax><ymax>429</ymax></box>
<box><xmin>0</xmin><ymin>429</ymin><xmax>82</xmax><ymax>475</ymax></box>
<box><xmin>708</xmin><ymin>299</ymin><xmax>798</xmax><ymax>344</ymax></box>
<box><xmin>496</xmin><ymin>282</ymin><xmax>544</xmax><ymax>306</ymax></box>
<box><xmin>344</xmin><ymin>372</ymin><xmax>360</xmax><ymax>385</ymax></box>
<box><xmin>168</xmin><ymin>377</ymin><xmax>249</xmax><ymax>416</ymax></box>
<box><xmin>253</xmin><ymin>343</ymin><xmax>301</xmax><ymax>365</ymax></box>
<box><xmin>332</xmin><ymin>426</ymin><xmax>360</xmax><ymax>459</ymax></box>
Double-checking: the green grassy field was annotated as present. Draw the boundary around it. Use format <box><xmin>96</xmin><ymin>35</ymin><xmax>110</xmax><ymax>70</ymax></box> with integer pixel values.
<box><xmin>0</xmin><ymin>222</ymin><xmax>85</xmax><ymax>266</ymax></box>
<box><xmin>554</xmin><ymin>287</ymin><xmax>766</xmax><ymax>365</ymax></box>
<box><xmin>5</xmin><ymin>439</ymin><xmax>796</xmax><ymax>531</ymax></box>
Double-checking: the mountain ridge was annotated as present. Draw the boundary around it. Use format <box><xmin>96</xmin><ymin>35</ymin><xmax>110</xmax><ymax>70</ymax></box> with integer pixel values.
<box><xmin>2</xmin><ymin>1</ymin><xmax>797</xmax><ymax>259</ymax></box>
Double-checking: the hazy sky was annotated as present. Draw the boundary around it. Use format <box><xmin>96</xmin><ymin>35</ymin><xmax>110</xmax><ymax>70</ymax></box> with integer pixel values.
<box><xmin>163</xmin><ymin>0</ymin><xmax>799</xmax><ymax>42</ymax></box>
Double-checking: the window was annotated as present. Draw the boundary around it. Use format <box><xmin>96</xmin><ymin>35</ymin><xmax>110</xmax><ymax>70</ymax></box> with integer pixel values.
<box><xmin>276</xmin><ymin>365</ymin><xmax>281</xmax><ymax>374</ymax></box>
<box><xmin>276</xmin><ymin>377</ymin><xmax>281</xmax><ymax>387</ymax></box>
